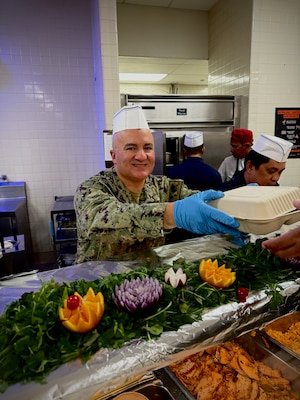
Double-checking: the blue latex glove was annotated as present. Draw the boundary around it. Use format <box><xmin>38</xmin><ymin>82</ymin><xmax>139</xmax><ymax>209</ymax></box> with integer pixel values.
<box><xmin>174</xmin><ymin>190</ymin><xmax>242</xmax><ymax>239</ymax></box>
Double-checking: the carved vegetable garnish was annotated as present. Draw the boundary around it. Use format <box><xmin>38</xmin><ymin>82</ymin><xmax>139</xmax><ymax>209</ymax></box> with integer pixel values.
<box><xmin>112</xmin><ymin>277</ymin><xmax>163</xmax><ymax>313</ymax></box>
<box><xmin>165</xmin><ymin>267</ymin><xmax>187</xmax><ymax>288</ymax></box>
<box><xmin>59</xmin><ymin>287</ymin><xmax>104</xmax><ymax>334</ymax></box>
<box><xmin>199</xmin><ymin>258</ymin><xmax>236</xmax><ymax>289</ymax></box>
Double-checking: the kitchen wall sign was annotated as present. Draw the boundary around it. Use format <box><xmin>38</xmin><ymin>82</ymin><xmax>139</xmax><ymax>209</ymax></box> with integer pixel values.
<box><xmin>275</xmin><ymin>107</ymin><xmax>300</xmax><ymax>158</ymax></box>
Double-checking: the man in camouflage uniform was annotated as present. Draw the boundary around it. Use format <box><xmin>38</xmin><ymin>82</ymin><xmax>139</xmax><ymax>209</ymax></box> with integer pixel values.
<box><xmin>74</xmin><ymin>105</ymin><xmax>241</xmax><ymax>263</ymax></box>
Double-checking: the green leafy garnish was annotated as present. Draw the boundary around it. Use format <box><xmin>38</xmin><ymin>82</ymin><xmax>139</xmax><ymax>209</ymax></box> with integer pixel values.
<box><xmin>0</xmin><ymin>240</ymin><xmax>299</xmax><ymax>391</ymax></box>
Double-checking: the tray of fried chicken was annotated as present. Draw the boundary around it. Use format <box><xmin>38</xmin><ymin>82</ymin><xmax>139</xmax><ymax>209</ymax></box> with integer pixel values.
<box><xmin>164</xmin><ymin>331</ymin><xmax>300</xmax><ymax>400</ymax></box>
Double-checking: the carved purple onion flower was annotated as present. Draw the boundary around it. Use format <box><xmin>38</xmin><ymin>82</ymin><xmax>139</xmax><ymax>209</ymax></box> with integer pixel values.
<box><xmin>112</xmin><ymin>277</ymin><xmax>163</xmax><ymax>313</ymax></box>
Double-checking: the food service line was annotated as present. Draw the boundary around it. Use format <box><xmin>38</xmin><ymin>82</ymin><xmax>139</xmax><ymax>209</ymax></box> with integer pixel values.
<box><xmin>1</xmin><ymin>224</ymin><xmax>300</xmax><ymax>400</ymax></box>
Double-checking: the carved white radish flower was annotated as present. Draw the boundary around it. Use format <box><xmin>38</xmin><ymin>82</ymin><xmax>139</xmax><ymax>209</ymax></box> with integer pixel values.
<box><xmin>164</xmin><ymin>267</ymin><xmax>187</xmax><ymax>288</ymax></box>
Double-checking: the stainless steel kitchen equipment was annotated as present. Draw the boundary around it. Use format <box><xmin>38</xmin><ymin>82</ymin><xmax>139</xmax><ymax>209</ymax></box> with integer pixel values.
<box><xmin>117</xmin><ymin>94</ymin><xmax>240</xmax><ymax>175</ymax></box>
<box><xmin>0</xmin><ymin>181</ymin><xmax>32</xmax><ymax>276</ymax></box>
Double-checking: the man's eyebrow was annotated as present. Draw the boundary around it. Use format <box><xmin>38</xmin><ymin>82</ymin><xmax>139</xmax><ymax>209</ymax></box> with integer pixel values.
<box><xmin>124</xmin><ymin>142</ymin><xmax>136</xmax><ymax>147</ymax></box>
<box><xmin>123</xmin><ymin>142</ymin><xmax>154</xmax><ymax>146</ymax></box>
<box><xmin>267</xmin><ymin>166</ymin><xmax>284</xmax><ymax>172</ymax></box>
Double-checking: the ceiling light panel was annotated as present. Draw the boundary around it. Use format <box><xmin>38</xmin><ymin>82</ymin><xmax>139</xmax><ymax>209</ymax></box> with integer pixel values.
<box><xmin>119</xmin><ymin>73</ymin><xmax>167</xmax><ymax>82</ymax></box>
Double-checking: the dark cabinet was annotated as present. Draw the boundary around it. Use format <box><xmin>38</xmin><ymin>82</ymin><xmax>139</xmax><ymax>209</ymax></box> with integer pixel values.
<box><xmin>50</xmin><ymin>196</ymin><xmax>77</xmax><ymax>267</ymax></box>
<box><xmin>0</xmin><ymin>182</ymin><xmax>32</xmax><ymax>277</ymax></box>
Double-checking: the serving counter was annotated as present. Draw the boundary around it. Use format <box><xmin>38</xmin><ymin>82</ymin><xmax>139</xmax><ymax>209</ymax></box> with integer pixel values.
<box><xmin>0</xmin><ymin>230</ymin><xmax>300</xmax><ymax>400</ymax></box>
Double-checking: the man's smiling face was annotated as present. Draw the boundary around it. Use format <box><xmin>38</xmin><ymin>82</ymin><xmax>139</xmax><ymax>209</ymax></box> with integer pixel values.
<box><xmin>111</xmin><ymin>129</ymin><xmax>155</xmax><ymax>185</ymax></box>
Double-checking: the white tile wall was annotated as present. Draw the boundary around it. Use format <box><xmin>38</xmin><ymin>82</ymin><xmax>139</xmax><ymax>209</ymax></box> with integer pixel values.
<box><xmin>209</xmin><ymin>0</ymin><xmax>300</xmax><ymax>187</ymax></box>
<box><xmin>0</xmin><ymin>0</ymin><xmax>103</xmax><ymax>253</ymax></box>
<box><xmin>250</xmin><ymin>0</ymin><xmax>300</xmax><ymax>186</ymax></box>
<box><xmin>97</xmin><ymin>0</ymin><xmax>121</xmax><ymax>127</ymax></box>
<box><xmin>208</xmin><ymin>0</ymin><xmax>253</xmax><ymax>126</ymax></box>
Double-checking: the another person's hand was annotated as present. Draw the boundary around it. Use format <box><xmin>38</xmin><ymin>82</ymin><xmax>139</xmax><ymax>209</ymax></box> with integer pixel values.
<box><xmin>174</xmin><ymin>190</ymin><xmax>242</xmax><ymax>239</ymax></box>
<box><xmin>294</xmin><ymin>199</ymin><xmax>300</xmax><ymax>209</ymax></box>
<box><xmin>262</xmin><ymin>199</ymin><xmax>300</xmax><ymax>259</ymax></box>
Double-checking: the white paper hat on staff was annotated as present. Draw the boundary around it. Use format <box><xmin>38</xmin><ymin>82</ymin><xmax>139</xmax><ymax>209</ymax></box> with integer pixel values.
<box><xmin>113</xmin><ymin>105</ymin><xmax>149</xmax><ymax>134</ymax></box>
<box><xmin>252</xmin><ymin>134</ymin><xmax>293</xmax><ymax>162</ymax></box>
<box><xmin>184</xmin><ymin>131</ymin><xmax>204</xmax><ymax>148</ymax></box>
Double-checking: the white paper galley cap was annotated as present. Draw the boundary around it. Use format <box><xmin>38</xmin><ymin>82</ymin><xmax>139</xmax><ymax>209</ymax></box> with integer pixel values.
<box><xmin>113</xmin><ymin>105</ymin><xmax>149</xmax><ymax>134</ymax></box>
<box><xmin>184</xmin><ymin>131</ymin><xmax>204</xmax><ymax>148</ymax></box>
<box><xmin>252</xmin><ymin>134</ymin><xmax>293</xmax><ymax>162</ymax></box>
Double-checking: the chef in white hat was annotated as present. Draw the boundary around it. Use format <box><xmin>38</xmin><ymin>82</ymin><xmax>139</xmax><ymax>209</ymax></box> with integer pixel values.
<box><xmin>184</xmin><ymin>131</ymin><xmax>204</xmax><ymax>148</ymax></box>
<box><xmin>168</xmin><ymin>131</ymin><xmax>222</xmax><ymax>191</ymax></box>
<box><xmin>252</xmin><ymin>134</ymin><xmax>292</xmax><ymax>163</ymax></box>
<box><xmin>74</xmin><ymin>105</ymin><xmax>242</xmax><ymax>263</ymax></box>
<box><xmin>112</xmin><ymin>104</ymin><xmax>150</xmax><ymax>134</ymax></box>
<box><xmin>111</xmin><ymin>105</ymin><xmax>154</xmax><ymax>187</ymax></box>
<box><xmin>220</xmin><ymin>134</ymin><xmax>293</xmax><ymax>191</ymax></box>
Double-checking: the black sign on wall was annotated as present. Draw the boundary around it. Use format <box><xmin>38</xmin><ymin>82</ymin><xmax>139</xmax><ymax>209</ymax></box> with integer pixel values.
<box><xmin>275</xmin><ymin>108</ymin><xmax>300</xmax><ymax>158</ymax></box>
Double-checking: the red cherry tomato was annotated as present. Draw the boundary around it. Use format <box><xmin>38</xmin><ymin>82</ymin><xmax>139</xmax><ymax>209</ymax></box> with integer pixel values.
<box><xmin>67</xmin><ymin>294</ymin><xmax>80</xmax><ymax>310</ymax></box>
<box><xmin>237</xmin><ymin>287</ymin><xmax>249</xmax><ymax>302</ymax></box>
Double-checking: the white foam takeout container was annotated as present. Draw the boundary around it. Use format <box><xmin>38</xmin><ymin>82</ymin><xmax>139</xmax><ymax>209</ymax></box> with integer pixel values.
<box><xmin>209</xmin><ymin>186</ymin><xmax>300</xmax><ymax>234</ymax></box>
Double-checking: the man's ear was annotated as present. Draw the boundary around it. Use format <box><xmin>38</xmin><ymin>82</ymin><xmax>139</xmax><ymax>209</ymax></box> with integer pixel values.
<box><xmin>110</xmin><ymin>149</ymin><xmax>117</xmax><ymax>164</ymax></box>
<box><xmin>245</xmin><ymin>159</ymin><xmax>254</xmax><ymax>171</ymax></box>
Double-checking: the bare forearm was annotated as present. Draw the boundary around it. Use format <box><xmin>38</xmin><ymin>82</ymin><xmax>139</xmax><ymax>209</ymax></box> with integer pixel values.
<box><xmin>163</xmin><ymin>203</ymin><xmax>176</xmax><ymax>229</ymax></box>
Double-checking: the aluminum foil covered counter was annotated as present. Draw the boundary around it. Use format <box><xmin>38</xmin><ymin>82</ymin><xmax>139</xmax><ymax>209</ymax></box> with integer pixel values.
<box><xmin>1</xmin><ymin>234</ymin><xmax>300</xmax><ymax>400</ymax></box>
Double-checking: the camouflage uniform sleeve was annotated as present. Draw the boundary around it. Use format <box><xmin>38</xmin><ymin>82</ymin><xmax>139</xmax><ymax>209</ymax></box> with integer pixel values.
<box><xmin>167</xmin><ymin>178</ymin><xmax>197</xmax><ymax>201</ymax></box>
<box><xmin>74</xmin><ymin>170</ymin><xmax>196</xmax><ymax>262</ymax></box>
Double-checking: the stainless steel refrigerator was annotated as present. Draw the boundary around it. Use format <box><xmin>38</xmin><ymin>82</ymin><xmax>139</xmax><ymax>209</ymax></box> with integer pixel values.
<box><xmin>120</xmin><ymin>94</ymin><xmax>240</xmax><ymax>175</ymax></box>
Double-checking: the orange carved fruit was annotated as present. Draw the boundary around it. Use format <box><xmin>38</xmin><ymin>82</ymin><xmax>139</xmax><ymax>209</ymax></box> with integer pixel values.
<box><xmin>58</xmin><ymin>287</ymin><xmax>104</xmax><ymax>334</ymax></box>
<box><xmin>199</xmin><ymin>258</ymin><xmax>236</xmax><ymax>289</ymax></box>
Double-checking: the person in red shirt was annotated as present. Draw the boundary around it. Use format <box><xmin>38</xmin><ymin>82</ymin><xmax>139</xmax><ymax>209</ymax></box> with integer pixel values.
<box><xmin>218</xmin><ymin>128</ymin><xmax>253</xmax><ymax>182</ymax></box>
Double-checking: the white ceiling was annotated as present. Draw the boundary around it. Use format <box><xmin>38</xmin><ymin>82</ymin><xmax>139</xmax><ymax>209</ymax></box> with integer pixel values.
<box><xmin>117</xmin><ymin>0</ymin><xmax>219</xmax><ymax>86</ymax></box>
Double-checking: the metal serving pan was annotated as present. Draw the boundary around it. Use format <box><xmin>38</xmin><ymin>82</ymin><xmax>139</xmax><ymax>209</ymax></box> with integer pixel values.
<box><xmin>90</xmin><ymin>372</ymin><xmax>192</xmax><ymax>400</ymax></box>
<box><xmin>163</xmin><ymin>332</ymin><xmax>300</xmax><ymax>398</ymax></box>
<box><xmin>236</xmin><ymin>332</ymin><xmax>300</xmax><ymax>395</ymax></box>
<box><xmin>261</xmin><ymin>311</ymin><xmax>300</xmax><ymax>363</ymax></box>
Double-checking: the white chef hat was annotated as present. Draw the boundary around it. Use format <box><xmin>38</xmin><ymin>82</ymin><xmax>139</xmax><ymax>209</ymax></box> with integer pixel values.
<box><xmin>252</xmin><ymin>134</ymin><xmax>293</xmax><ymax>162</ymax></box>
<box><xmin>184</xmin><ymin>131</ymin><xmax>204</xmax><ymax>148</ymax></box>
<box><xmin>113</xmin><ymin>105</ymin><xmax>149</xmax><ymax>134</ymax></box>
